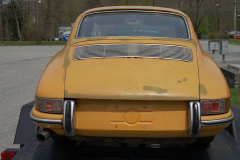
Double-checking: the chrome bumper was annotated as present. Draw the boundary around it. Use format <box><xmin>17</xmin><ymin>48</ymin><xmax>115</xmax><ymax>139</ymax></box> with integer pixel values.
<box><xmin>188</xmin><ymin>102</ymin><xmax>234</xmax><ymax>138</ymax></box>
<box><xmin>30</xmin><ymin>111</ymin><xmax>62</xmax><ymax>124</ymax></box>
<box><xmin>30</xmin><ymin>102</ymin><xmax>234</xmax><ymax>139</ymax></box>
<box><xmin>202</xmin><ymin>114</ymin><xmax>234</xmax><ymax>127</ymax></box>
<box><xmin>188</xmin><ymin>102</ymin><xmax>201</xmax><ymax>138</ymax></box>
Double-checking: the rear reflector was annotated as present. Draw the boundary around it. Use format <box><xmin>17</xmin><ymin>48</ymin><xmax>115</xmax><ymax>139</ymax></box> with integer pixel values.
<box><xmin>1</xmin><ymin>150</ymin><xmax>18</xmax><ymax>160</ymax></box>
<box><xmin>46</xmin><ymin>101</ymin><xmax>54</xmax><ymax>111</ymax></box>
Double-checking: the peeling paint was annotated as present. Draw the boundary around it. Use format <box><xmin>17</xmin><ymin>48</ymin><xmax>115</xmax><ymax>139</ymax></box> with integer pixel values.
<box><xmin>200</xmin><ymin>84</ymin><xmax>208</xmax><ymax>95</ymax></box>
<box><xmin>182</xmin><ymin>78</ymin><xmax>188</xmax><ymax>82</ymax></box>
<box><xmin>63</xmin><ymin>48</ymin><xmax>71</xmax><ymax>68</ymax></box>
<box><xmin>143</xmin><ymin>86</ymin><xmax>168</xmax><ymax>94</ymax></box>
<box><xmin>65</xmin><ymin>89</ymin><xmax>68</xmax><ymax>95</ymax></box>
<box><xmin>178</xmin><ymin>78</ymin><xmax>187</xmax><ymax>83</ymax></box>
<box><xmin>63</xmin><ymin>57</ymin><xmax>71</xmax><ymax>69</ymax></box>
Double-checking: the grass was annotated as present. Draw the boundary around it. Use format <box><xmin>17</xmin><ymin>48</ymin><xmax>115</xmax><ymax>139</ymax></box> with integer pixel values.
<box><xmin>227</xmin><ymin>39</ymin><xmax>240</xmax><ymax>45</ymax></box>
<box><xmin>230</xmin><ymin>88</ymin><xmax>240</xmax><ymax>106</ymax></box>
<box><xmin>0</xmin><ymin>41</ymin><xmax>66</xmax><ymax>46</ymax></box>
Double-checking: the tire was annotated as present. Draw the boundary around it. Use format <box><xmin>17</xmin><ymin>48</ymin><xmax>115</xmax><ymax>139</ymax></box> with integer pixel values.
<box><xmin>194</xmin><ymin>136</ymin><xmax>215</xmax><ymax>145</ymax></box>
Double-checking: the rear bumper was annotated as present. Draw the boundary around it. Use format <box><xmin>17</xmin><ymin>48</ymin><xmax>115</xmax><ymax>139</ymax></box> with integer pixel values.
<box><xmin>30</xmin><ymin>111</ymin><xmax>234</xmax><ymax>127</ymax></box>
<box><xmin>30</xmin><ymin>111</ymin><xmax>62</xmax><ymax>124</ymax></box>
<box><xmin>202</xmin><ymin>114</ymin><xmax>234</xmax><ymax>126</ymax></box>
<box><xmin>30</xmin><ymin>101</ymin><xmax>234</xmax><ymax>138</ymax></box>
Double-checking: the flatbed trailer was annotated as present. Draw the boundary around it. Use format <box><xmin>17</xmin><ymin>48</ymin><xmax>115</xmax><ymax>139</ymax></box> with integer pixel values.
<box><xmin>3</xmin><ymin>102</ymin><xmax>240</xmax><ymax>160</ymax></box>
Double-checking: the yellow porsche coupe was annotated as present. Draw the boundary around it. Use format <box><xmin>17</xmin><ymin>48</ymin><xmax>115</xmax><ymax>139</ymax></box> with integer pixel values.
<box><xmin>30</xmin><ymin>6</ymin><xmax>234</xmax><ymax>145</ymax></box>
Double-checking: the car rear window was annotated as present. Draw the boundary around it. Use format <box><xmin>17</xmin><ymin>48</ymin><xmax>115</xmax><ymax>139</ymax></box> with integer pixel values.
<box><xmin>77</xmin><ymin>11</ymin><xmax>190</xmax><ymax>39</ymax></box>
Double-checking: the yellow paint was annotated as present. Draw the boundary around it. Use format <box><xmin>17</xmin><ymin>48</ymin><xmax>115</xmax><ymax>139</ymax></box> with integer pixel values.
<box><xmin>196</xmin><ymin>41</ymin><xmax>230</xmax><ymax>99</ymax></box>
<box><xmin>32</xmin><ymin>106</ymin><xmax>63</xmax><ymax>120</ymax></box>
<box><xmin>33</xmin><ymin>6</ymin><xmax>231</xmax><ymax>139</ymax></box>
<box><xmin>65</xmin><ymin>40</ymin><xmax>200</xmax><ymax>100</ymax></box>
<box><xmin>74</xmin><ymin>99</ymin><xmax>189</xmax><ymax>137</ymax></box>
<box><xmin>36</xmin><ymin>42</ymin><xmax>70</xmax><ymax>98</ymax></box>
<box><xmin>200</xmin><ymin>124</ymin><xmax>229</xmax><ymax>137</ymax></box>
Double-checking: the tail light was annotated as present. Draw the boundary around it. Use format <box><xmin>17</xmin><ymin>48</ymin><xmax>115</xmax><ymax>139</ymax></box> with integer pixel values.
<box><xmin>35</xmin><ymin>96</ymin><xmax>63</xmax><ymax>113</ymax></box>
<box><xmin>201</xmin><ymin>98</ymin><xmax>230</xmax><ymax>115</ymax></box>
<box><xmin>1</xmin><ymin>150</ymin><xmax>18</xmax><ymax>160</ymax></box>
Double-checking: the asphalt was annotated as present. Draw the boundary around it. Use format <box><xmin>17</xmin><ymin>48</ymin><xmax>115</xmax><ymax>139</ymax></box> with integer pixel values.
<box><xmin>0</xmin><ymin>46</ymin><xmax>63</xmax><ymax>153</ymax></box>
<box><xmin>199</xmin><ymin>40</ymin><xmax>240</xmax><ymax>67</ymax></box>
<box><xmin>0</xmin><ymin>40</ymin><xmax>240</xmax><ymax>154</ymax></box>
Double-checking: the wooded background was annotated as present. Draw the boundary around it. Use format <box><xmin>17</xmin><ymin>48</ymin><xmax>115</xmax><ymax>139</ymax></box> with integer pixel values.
<box><xmin>0</xmin><ymin>0</ymin><xmax>239</xmax><ymax>42</ymax></box>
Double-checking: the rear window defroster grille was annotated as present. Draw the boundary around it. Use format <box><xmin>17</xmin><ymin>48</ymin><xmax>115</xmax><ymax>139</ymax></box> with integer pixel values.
<box><xmin>73</xmin><ymin>44</ymin><xmax>193</xmax><ymax>62</ymax></box>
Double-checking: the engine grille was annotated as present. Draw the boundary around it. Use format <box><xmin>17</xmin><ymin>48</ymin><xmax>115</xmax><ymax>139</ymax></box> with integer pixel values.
<box><xmin>73</xmin><ymin>44</ymin><xmax>193</xmax><ymax>62</ymax></box>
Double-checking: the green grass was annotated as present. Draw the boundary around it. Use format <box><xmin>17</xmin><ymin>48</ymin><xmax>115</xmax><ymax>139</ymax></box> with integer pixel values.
<box><xmin>0</xmin><ymin>41</ymin><xmax>66</xmax><ymax>46</ymax></box>
<box><xmin>230</xmin><ymin>88</ymin><xmax>240</xmax><ymax>106</ymax></box>
<box><xmin>228</xmin><ymin>39</ymin><xmax>240</xmax><ymax>45</ymax></box>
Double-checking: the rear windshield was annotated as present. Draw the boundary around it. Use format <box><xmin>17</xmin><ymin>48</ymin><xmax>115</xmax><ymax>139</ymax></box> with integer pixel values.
<box><xmin>77</xmin><ymin>12</ymin><xmax>189</xmax><ymax>39</ymax></box>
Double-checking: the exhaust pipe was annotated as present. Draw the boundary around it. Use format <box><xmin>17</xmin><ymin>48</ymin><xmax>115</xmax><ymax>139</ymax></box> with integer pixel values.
<box><xmin>37</xmin><ymin>130</ymin><xmax>51</xmax><ymax>142</ymax></box>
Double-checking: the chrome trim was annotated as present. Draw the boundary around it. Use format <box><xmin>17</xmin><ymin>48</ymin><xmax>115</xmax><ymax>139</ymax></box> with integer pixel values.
<box><xmin>63</xmin><ymin>100</ymin><xmax>76</xmax><ymax>136</ymax></box>
<box><xmin>74</xmin><ymin>56</ymin><xmax>192</xmax><ymax>62</ymax></box>
<box><xmin>202</xmin><ymin>114</ymin><xmax>234</xmax><ymax>126</ymax></box>
<box><xmin>188</xmin><ymin>102</ymin><xmax>201</xmax><ymax>138</ymax></box>
<box><xmin>30</xmin><ymin>111</ymin><xmax>62</xmax><ymax>124</ymax></box>
<box><xmin>75</xmin><ymin>10</ymin><xmax>191</xmax><ymax>40</ymax></box>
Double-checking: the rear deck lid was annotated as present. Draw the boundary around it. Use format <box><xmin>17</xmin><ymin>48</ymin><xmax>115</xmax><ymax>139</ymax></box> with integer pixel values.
<box><xmin>64</xmin><ymin>41</ymin><xmax>199</xmax><ymax>101</ymax></box>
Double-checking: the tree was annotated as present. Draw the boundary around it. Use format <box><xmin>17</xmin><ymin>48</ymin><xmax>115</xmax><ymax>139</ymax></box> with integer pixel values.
<box><xmin>10</xmin><ymin>0</ymin><xmax>22</xmax><ymax>41</ymax></box>
<box><xmin>0</xmin><ymin>0</ymin><xmax>3</xmax><ymax>43</ymax></box>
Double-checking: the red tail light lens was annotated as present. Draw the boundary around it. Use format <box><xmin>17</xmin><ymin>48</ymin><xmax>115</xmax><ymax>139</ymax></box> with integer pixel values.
<box><xmin>1</xmin><ymin>150</ymin><xmax>18</xmax><ymax>160</ymax></box>
<box><xmin>201</xmin><ymin>98</ymin><xmax>230</xmax><ymax>115</ymax></box>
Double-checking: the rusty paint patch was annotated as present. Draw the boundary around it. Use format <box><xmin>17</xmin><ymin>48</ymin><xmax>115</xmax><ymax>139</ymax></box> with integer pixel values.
<box><xmin>200</xmin><ymin>84</ymin><xmax>208</xmax><ymax>95</ymax></box>
<box><xmin>143</xmin><ymin>86</ymin><xmax>167</xmax><ymax>94</ymax></box>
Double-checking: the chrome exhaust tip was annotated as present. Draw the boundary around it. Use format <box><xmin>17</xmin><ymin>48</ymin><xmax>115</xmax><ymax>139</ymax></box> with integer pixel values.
<box><xmin>37</xmin><ymin>130</ymin><xmax>51</xmax><ymax>142</ymax></box>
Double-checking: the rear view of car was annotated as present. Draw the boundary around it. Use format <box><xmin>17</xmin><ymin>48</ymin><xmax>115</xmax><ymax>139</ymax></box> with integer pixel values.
<box><xmin>30</xmin><ymin>6</ymin><xmax>233</xmax><ymax>145</ymax></box>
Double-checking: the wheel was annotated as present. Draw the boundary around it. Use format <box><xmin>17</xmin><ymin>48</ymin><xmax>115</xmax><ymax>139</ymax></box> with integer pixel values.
<box><xmin>194</xmin><ymin>136</ymin><xmax>215</xmax><ymax>145</ymax></box>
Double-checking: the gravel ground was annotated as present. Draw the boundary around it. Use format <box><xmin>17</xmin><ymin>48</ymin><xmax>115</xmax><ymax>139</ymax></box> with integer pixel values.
<box><xmin>0</xmin><ymin>41</ymin><xmax>239</xmax><ymax>153</ymax></box>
